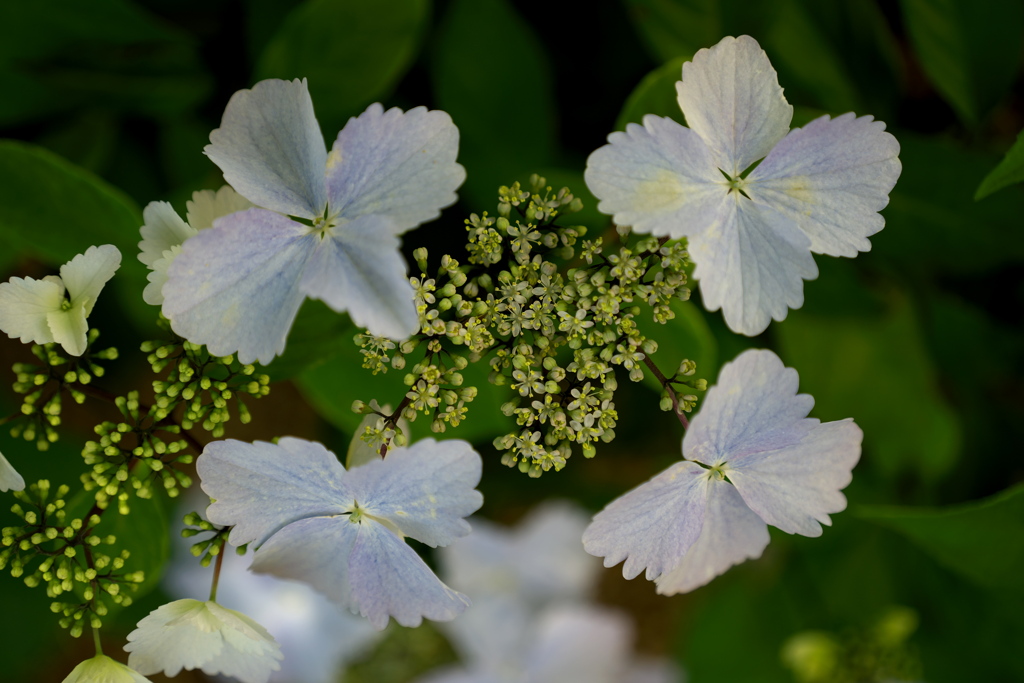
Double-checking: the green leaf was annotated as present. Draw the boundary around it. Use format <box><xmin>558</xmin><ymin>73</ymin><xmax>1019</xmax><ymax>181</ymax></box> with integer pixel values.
<box><xmin>615</xmin><ymin>57</ymin><xmax>686</xmax><ymax>131</ymax></box>
<box><xmin>256</xmin><ymin>0</ymin><xmax>430</xmax><ymax>136</ymax></box>
<box><xmin>621</xmin><ymin>0</ymin><xmax>721</xmax><ymax>63</ymax></box>
<box><xmin>633</xmin><ymin>298</ymin><xmax>718</xmax><ymax>395</ymax></box>
<box><xmin>858</xmin><ymin>483</ymin><xmax>1024</xmax><ymax>595</ymax></box>
<box><xmin>433</xmin><ymin>0</ymin><xmax>556</xmax><ymax>207</ymax></box>
<box><xmin>261</xmin><ymin>300</ymin><xmax>355</xmax><ymax>381</ymax></box>
<box><xmin>899</xmin><ymin>0</ymin><xmax>1023</xmax><ymax>126</ymax></box>
<box><xmin>975</xmin><ymin>128</ymin><xmax>1024</xmax><ymax>200</ymax></box>
<box><xmin>776</xmin><ymin>294</ymin><xmax>961</xmax><ymax>483</ymax></box>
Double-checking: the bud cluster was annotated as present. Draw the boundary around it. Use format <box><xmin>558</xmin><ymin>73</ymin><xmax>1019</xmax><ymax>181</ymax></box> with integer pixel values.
<box><xmin>180</xmin><ymin>511</ymin><xmax>244</xmax><ymax>568</ymax></box>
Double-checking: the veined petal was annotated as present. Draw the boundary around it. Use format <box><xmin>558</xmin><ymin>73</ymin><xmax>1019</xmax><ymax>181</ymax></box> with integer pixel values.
<box><xmin>139</xmin><ymin>202</ymin><xmax>194</xmax><ymax>268</ymax></box>
<box><xmin>0</xmin><ymin>275</ymin><xmax>63</xmax><ymax>346</ymax></box>
<box><xmin>162</xmin><ymin>208</ymin><xmax>317</xmax><ymax>365</ymax></box>
<box><xmin>326</xmin><ymin>103</ymin><xmax>465</xmax><ymax>230</ymax></box>
<box><xmin>689</xmin><ymin>197</ymin><xmax>817</xmax><ymax>336</ymax></box>
<box><xmin>748</xmin><ymin>113</ymin><xmax>902</xmax><ymax>257</ymax></box>
<box><xmin>201</xmin><ymin>602</ymin><xmax>283</xmax><ymax>683</ymax></box>
<box><xmin>61</xmin><ymin>244</ymin><xmax>121</xmax><ymax>314</ymax></box>
<box><xmin>205</xmin><ymin>78</ymin><xmax>328</xmax><ymax>219</ymax></box>
<box><xmin>683</xmin><ymin>349</ymin><xmax>816</xmax><ymax>467</ymax></box>
<box><xmin>251</xmin><ymin>516</ymin><xmax>360</xmax><ymax>615</ymax></box>
<box><xmin>582</xmin><ymin>461</ymin><xmax>710</xmax><ymax>581</ymax></box>
<box><xmin>126</xmin><ymin>599</ymin><xmax>227</xmax><ymax>677</ymax></box>
<box><xmin>346</xmin><ymin>438</ymin><xmax>483</xmax><ymax>547</ymax></box>
<box><xmin>47</xmin><ymin>303</ymin><xmax>89</xmax><ymax>356</ymax></box>
<box><xmin>143</xmin><ymin>245</ymin><xmax>180</xmax><ymax>306</ymax></box>
<box><xmin>301</xmin><ymin>214</ymin><xmax>419</xmax><ymax>340</ymax></box>
<box><xmin>348</xmin><ymin>519</ymin><xmax>471</xmax><ymax>630</ymax></box>
<box><xmin>1</xmin><ymin>451</ymin><xmax>25</xmax><ymax>492</ymax></box>
<box><xmin>654</xmin><ymin>478</ymin><xmax>769</xmax><ymax>595</ymax></box>
<box><xmin>676</xmin><ymin>35</ymin><xmax>792</xmax><ymax>176</ymax></box>
<box><xmin>727</xmin><ymin>419</ymin><xmax>862</xmax><ymax>536</ymax></box>
<box><xmin>198</xmin><ymin>438</ymin><xmax>352</xmax><ymax>547</ymax></box>
<box><xmin>584</xmin><ymin>115</ymin><xmax>724</xmax><ymax>238</ymax></box>
<box><xmin>186</xmin><ymin>186</ymin><xmax>254</xmax><ymax>231</ymax></box>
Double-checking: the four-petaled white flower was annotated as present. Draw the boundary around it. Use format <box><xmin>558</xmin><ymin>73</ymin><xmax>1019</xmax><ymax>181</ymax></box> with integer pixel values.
<box><xmin>62</xmin><ymin>654</ymin><xmax>151</xmax><ymax>683</ymax></box>
<box><xmin>0</xmin><ymin>449</ymin><xmax>25</xmax><ymax>492</ymax></box>
<box><xmin>162</xmin><ymin>78</ymin><xmax>466</xmax><ymax>364</ymax></box>
<box><xmin>585</xmin><ymin>35</ymin><xmax>901</xmax><ymax>335</ymax></box>
<box><xmin>197</xmin><ymin>436</ymin><xmax>483</xmax><ymax>630</ymax></box>
<box><xmin>138</xmin><ymin>186</ymin><xmax>253</xmax><ymax>305</ymax></box>
<box><xmin>124</xmin><ymin>598</ymin><xmax>283</xmax><ymax>683</ymax></box>
<box><xmin>0</xmin><ymin>244</ymin><xmax>121</xmax><ymax>356</ymax></box>
<box><xmin>583</xmin><ymin>349</ymin><xmax>861</xmax><ymax>594</ymax></box>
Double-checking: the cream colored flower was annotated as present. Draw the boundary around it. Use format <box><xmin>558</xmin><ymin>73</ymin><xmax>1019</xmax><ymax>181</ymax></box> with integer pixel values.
<box><xmin>0</xmin><ymin>449</ymin><xmax>25</xmax><ymax>492</ymax></box>
<box><xmin>62</xmin><ymin>654</ymin><xmax>151</xmax><ymax>683</ymax></box>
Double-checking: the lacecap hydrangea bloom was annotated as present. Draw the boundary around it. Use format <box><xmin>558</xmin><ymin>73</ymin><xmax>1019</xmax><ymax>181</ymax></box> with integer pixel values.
<box><xmin>161</xmin><ymin>78</ymin><xmax>466</xmax><ymax>364</ymax></box>
<box><xmin>585</xmin><ymin>35</ymin><xmax>901</xmax><ymax>335</ymax></box>
<box><xmin>583</xmin><ymin>349</ymin><xmax>861</xmax><ymax>594</ymax></box>
<box><xmin>62</xmin><ymin>654</ymin><xmax>151</xmax><ymax>683</ymax></box>
<box><xmin>197</xmin><ymin>436</ymin><xmax>483</xmax><ymax>629</ymax></box>
<box><xmin>124</xmin><ymin>598</ymin><xmax>283</xmax><ymax>683</ymax></box>
<box><xmin>0</xmin><ymin>450</ymin><xmax>25</xmax><ymax>492</ymax></box>
<box><xmin>0</xmin><ymin>244</ymin><xmax>121</xmax><ymax>356</ymax></box>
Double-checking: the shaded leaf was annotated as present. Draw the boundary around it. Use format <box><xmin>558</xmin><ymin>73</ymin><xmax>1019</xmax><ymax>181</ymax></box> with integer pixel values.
<box><xmin>621</xmin><ymin>0</ymin><xmax>721</xmax><ymax>63</ymax></box>
<box><xmin>260</xmin><ymin>300</ymin><xmax>355</xmax><ymax>381</ymax></box>
<box><xmin>615</xmin><ymin>57</ymin><xmax>686</xmax><ymax>131</ymax></box>
<box><xmin>975</xmin><ymin>128</ymin><xmax>1024</xmax><ymax>200</ymax></box>
<box><xmin>634</xmin><ymin>297</ymin><xmax>718</xmax><ymax>395</ymax></box>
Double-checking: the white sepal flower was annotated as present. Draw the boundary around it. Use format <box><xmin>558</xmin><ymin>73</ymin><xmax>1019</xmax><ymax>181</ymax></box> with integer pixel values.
<box><xmin>0</xmin><ymin>244</ymin><xmax>121</xmax><ymax>356</ymax></box>
<box><xmin>62</xmin><ymin>654</ymin><xmax>151</xmax><ymax>683</ymax></box>
<box><xmin>124</xmin><ymin>598</ymin><xmax>283</xmax><ymax>683</ymax></box>
<box><xmin>585</xmin><ymin>35</ymin><xmax>901</xmax><ymax>335</ymax></box>
<box><xmin>1</xmin><ymin>450</ymin><xmax>25</xmax><ymax>492</ymax></box>
<box><xmin>583</xmin><ymin>349</ymin><xmax>861</xmax><ymax>594</ymax></box>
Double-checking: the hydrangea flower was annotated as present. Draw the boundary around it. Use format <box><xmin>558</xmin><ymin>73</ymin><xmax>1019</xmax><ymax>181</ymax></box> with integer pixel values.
<box><xmin>138</xmin><ymin>186</ymin><xmax>252</xmax><ymax>305</ymax></box>
<box><xmin>0</xmin><ymin>244</ymin><xmax>121</xmax><ymax>356</ymax></box>
<box><xmin>124</xmin><ymin>598</ymin><xmax>283</xmax><ymax>683</ymax></box>
<box><xmin>585</xmin><ymin>35</ymin><xmax>901</xmax><ymax>335</ymax></box>
<box><xmin>0</xmin><ymin>450</ymin><xmax>25</xmax><ymax>492</ymax></box>
<box><xmin>197</xmin><ymin>436</ymin><xmax>483</xmax><ymax>629</ymax></box>
<box><xmin>583</xmin><ymin>349</ymin><xmax>861</xmax><ymax>594</ymax></box>
<box><xmin>62</xmin><ymin>654</ymin><xmax>151</xmax><ymax>683</ymax></box>
<box><xmin>162</xmin><ymin>78</ymin><xmax>466</xmax><ymax>364</ymax></box>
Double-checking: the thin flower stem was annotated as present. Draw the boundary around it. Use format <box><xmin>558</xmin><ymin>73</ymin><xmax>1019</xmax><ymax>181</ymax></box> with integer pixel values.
<box><xmin>379</xmin><ymin>395</ymin><xmax>415</xmax><ymax>458</ymax></box>
<box><xmin>209</xmin><ymin>548</ymin><xmax>225</xmax><ymax>602</ymax></box>
<box><xmin>642</xmin><ymin>354</ymin><xmax>689</xmax><ymax>430</ymax></box>
<box><xmin>0</xmin><ymin>410</ymin><xmax>20</xmax><ymax>426</ymax></box>
<box><xmin>92</xmin><ymin>625</ymin><xmax>103</xmax><ymax>656</ymax></box>
<box><xmin>72</xmin><ymin>382</ymin><xmax>206</xmax><ymax>454</ymax></box>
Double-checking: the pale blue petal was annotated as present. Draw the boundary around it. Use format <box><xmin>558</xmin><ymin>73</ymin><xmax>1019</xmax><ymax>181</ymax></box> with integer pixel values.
<box><xmin>326</xmin><ymin>103</ymin><xmax>465</xmax><ymax>229</ymax></box>
<box><xmin>582</xmin><ymin>461</ymin><xmax>710</xmax><ymax>580</ymax></box>
<box><xmin>60</xmin><ymin>244</ymin><xmax>121</xmax><ymax>314</ymax></box>
<box><xmin>205</xmin><ymin>79</ymin><xmax>327</xmax><ymax>219</ymax></box>
<box><xmin>0</xmin><ymin>451</ymin><xmax>25</xmax><ymax>492</ymax></box>
<box><xmin>162</xmin><ymin>209</ymin><xmax>317</xmax><ymax>365</ymax></box>
<box><xmin>139</xmin><ymin>202</ymin><xmax>194</xmax><ymax>267</ymax></box>
<box><xmin>47</xmin><ymin>304</ymin><xmax>88</xmax><ymax>356</ymax></box>
<box><xmin>748</xmin><ymin>113</ymin><xmax>902</xmax><ymax>257</ymax></box>
<box><xmin>584</xmin><ymin>115</ymin><xmax>724</xmax><ymax>238</ymax></box>
<box><xmin>250</xmin><ymin>516</ymin><xmax>360</xmax><ymax>615</ymax></box>
<box><xmin>689</xmin><ymin>198</ymin><xmax>817</xmax><ymax>336</ymax></box>
<box><xmin>301</xmin><ymin>214</ymin><xmax>419</xmax><ymax>340</ymax></box>
<box><xmin>676</xmin><ymin>35</ymin><xmax>792</xmax><ymax>176</ymax></box>
<box><xmin>0</xmin><ymin>275</ymin><xmax>63</xmax><ymax>346</ymax></box>
<box><xmin>654</xmin><ymin>479</ymin><xmax>769</xmax><ymax>595</ymax></box>
<box><xmin>198</xmin><ymin>438</ymin><xmax>352</xmax><ymax>547</ymax></box>
<box><xmin>726</xmin><ymin>419</ymin><xmax>862</xmax><ymax>536</ymax></box>
<box><xmin>346</xmin><ymin>438</ymin><xmax>483</xmax><ymax>547</ymax></box>
<box><xmin>348</xmin><ymin>519</ymin><xmax>471</xmax><ymax>629</ymax></box>
<box><xmin>684</xmin><ymin>349</ymin><xmax>815</xmax><ymax>466</ymax></box>
<box><xmin>512</xmin><ymin>501</ymin><xmax>599</xmax><ymax>602</ymax></box>
<box><xmin>525</xmin><ymin>606</ymin><xmax>633</xmax><ymax>683</ymax></box>
<box><xmin>440</xmin><ymin>594</ymin><xmax>531</xmax><ymax>672</ymax></box>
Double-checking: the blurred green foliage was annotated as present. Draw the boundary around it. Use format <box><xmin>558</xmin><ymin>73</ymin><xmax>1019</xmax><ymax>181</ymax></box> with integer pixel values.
<box><xmin>1</xmin><ymin>0</ymin><xmax>1022</xmax><ymax>681</ymax></box>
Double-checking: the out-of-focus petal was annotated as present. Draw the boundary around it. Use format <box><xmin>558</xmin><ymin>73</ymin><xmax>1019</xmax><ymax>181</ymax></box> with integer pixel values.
<box><xmin>524</xmin><ymin>605</ymin><xmax>632</xmax><ymax>683</ymax></box>
<box><xmin>62</xmin><ymin>655</ymin><xmax>152</xmax><ymax>683</ymax></box>
<box><xmin>139</xmin><ymin>202</ymin><xmax>194</xmax><ymax>267</ymax></box>
<box><xmin>0</xmin><ymin>451</ymin><xmax>25</xmax><ymax>492</ymax></box>
<box><xmin>0</xmin><ymin>275</ymin><xmax>63</xmax><ymax>346</ymax></box>
<box><xmin>512</xmin><ymin>500</ymin><xmax>599</xmax><ymax>602</ymax></box>
<box><xmin>346</xmin><ymin>438</ymin><xmax>483</xmax><ymax>547</ymax></box>
<box><xmin>683</xmin><ymin>349</ymin><xmax>815</xmax><ymax>466</ymax></box>
<box><xmin>326</xmin><ymin>103</ymin><xmax>465</xmax><ymax>230</ymax></box>
<box><xmin>689</xmin><ymin>198</ymin><xmax>816</xmax><ymax>336</ymax></box>
<box><xmin>205</xmin><ymin>78</ymin><xmax>328</xmax><ymax>219</ymax></box>
<box><xmin>60</xmin><ymin>244</ymin><xmax>121</xmax><ymax>314</ymax></box>
<box><xmin>348</xmin><ymin>519</ymin><xmax>471</xmax><ymax>630</ymax></box>
<box><xmin>199</xmin><ymin>438</ymin><xmax>352</xmax><ymax>548</ymax></box>
<box><xmin>676</xmin><ymin>35</ymin><xmax>792</xmax><ymax>176</ymax></box>
<box><xmin>162</xmin><ymin>208</ymin><xmax>317</xmax><ymax>365</ymax></box>
<box><xmin>300</xmin><ymin>214</ymin><xmax>419</xmax><ymax>340</ymax></box>
<box><xmin>749</xmin><ymin>113</ymin><xmax>902</xmax><ymax>257</ymax></box>
<box><xmin>584</xmin><ymin>115</ymin><xmax>724</xmax><ymax>238</ymax></box>
<box><xmin>186</xmin><ymin>186</ymin><xmax>254</xmax><ymax>231</ymax></box>
<box><xmin>441</xmin><ymin>595</ymin><xmax>531</xmax><ymax>673</ymax></box>
<box><xmin>46</xmin><ymin>303</ymin><xmax>88</xmax><ymax>356</ymax></box>
<box><xmin>654</xmin><ymin>478</ymin><xmax>769</xmax><ymax>595</ymax></box>
<box><xmin>582</xmin><ymin>461</ymin><xmax>710</xmax><ymax>581</ymax></box>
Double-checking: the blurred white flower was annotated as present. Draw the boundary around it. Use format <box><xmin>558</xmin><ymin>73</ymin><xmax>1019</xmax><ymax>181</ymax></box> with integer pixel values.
<box><xmin>62</xmin><ymin>654</ymin><xmax>151</xmax><ymax>683</ymax></box>
<box><xmin>0</xmin><ymin>449</ymin><xmax>25</xmax><ymax>492</ymax></box>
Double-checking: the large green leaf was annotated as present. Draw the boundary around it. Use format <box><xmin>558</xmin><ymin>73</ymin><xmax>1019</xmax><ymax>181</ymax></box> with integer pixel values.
<box><xmin>261</xmin><ymin>300</ymin><xmax>355</xmax><ymax>381</ymax></box>
<box><xmin>615</xmin><ymin>57</ymin><xmax>686</xmax><ymax>131</ymax></box>
<box><xmin>256</xmin><ymin>0</ymin><xmax>430</xmax><ymax>136</ymax></box>
<box><xmin>621</xmin><ymin>0</ymin><xmax>721</xmax><ymax>63</ymax></box>
<box><xmin>433</xmin><ymin>0</ymin><xmax>556</xmax><ymax>207</ymax></box>
<box><xmin>975</xmin><ymin>128</ymin><xmax>1024</xmax><ymax>200</ymax></box>
<box><xmin>899</xmin><ymin>0</ymin><xmax>1023</xmax><ymax>126</ymax></box>
<box><xmin>858</xmin><ymin>483</ymin><xmax>1024</xmax><ymax>595</ymax></box>
<box><xmin>633</xmin><ymin>297</ymin><xmax>718</xmax><ymax>395</ymax></box>
<box><xmin>776</xmin><ymin>295</ymin><xmax>961</xmax><ymax>483</ymax></box>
